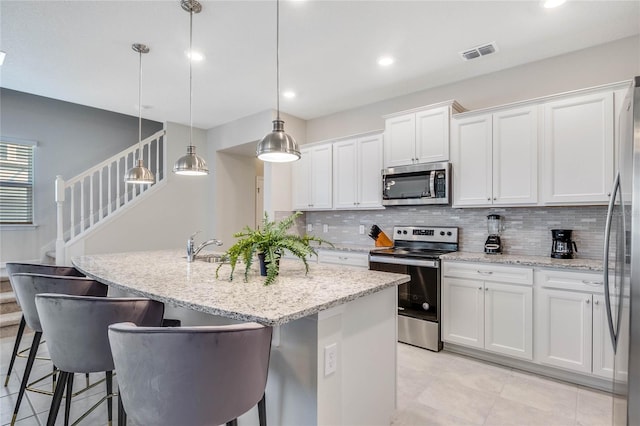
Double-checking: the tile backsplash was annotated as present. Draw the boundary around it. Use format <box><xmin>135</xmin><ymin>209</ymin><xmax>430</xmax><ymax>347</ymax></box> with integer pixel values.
<box><xmin>305</xmin><ymin>206</ymin><xmax>608</xmax><ymax>260</ymax></box>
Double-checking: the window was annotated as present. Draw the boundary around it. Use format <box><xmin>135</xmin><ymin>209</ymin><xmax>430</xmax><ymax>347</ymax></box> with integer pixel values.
<box><xmin>0</xmin><ymin>140</ymin><xmax>35</xmax><ymax>224</ymax></box>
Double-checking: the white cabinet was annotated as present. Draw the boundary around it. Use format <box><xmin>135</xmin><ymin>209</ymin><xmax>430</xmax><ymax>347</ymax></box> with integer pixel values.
<box><xmin>384</xmin><ymin>102</ymin><xmax>463</xmax><ymax>168</ymax></box>
<box><xmin>534</xmin><ymin>268</ymin><xmax>622</xmax><ymax>378</ymax></box>
<box><xmin>451</xmin><ymin>105</ymin><xmax>538</xmax><ymax>207</ymax></box>
<box><xmin>593</xmin><ymin>294</ymin><xmax>629</xmax><ymax>381</ymax></box>
<box><xmin>317</xmin><ymin>249</ymin><xmax>369</xmax><ymax>268</ymax></box>
<box><xmin>292</xmin><ymin>144</ymin><xmax>333</xmax><ymax>210</ymax></box>
<box><xmin>333</xmin><ymin>134</ymin><xmax>383</xmax><ymax>209</ymax></box>
<box><xmin>442</xmin><ymin>261</ymin><xmax>533</xmax><ymax>360</ymax></box>
<box><xmin>541</xmin><ymin>91</ymin><xmax>614</xmax><ymax>204</ymax></box>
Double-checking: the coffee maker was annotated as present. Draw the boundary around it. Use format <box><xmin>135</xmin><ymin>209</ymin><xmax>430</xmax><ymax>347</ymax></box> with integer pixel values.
<box><xmin>484</xmin><ymin>214</ymin><xmax>503</xmax><ymax>254</ymax></box>
<box><xmin>551</xmin><ymin>229</ymin><xmax>578</xmax><ymax>259</ymax></box>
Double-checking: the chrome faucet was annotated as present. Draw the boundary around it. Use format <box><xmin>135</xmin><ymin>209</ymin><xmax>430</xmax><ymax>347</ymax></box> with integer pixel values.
<box><xmin>187</xmin><ymin>231</ymin><xmax>223</xmax><ymax>262</ymax></box>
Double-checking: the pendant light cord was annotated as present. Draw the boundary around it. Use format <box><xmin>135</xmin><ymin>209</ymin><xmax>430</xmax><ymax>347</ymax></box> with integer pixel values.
<box><xmin>189</xmin><ymin>8</ymin><xmax>194</xmax><ymax>147</ymax></box>
<box><xmin>276</xmin><ymin>0</ymin><xmax>280</xmax><ymax>121</ymax></box>
<box><xmin>137</xmin><ymin>48</ymin><xmax>143</xmax><ymax>162</ymax></box>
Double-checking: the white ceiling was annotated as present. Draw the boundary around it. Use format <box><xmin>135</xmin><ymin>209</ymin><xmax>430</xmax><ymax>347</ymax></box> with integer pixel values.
<box><xmin>1</xmin><ymin>1</ymin><xmax>639</xmax><ymax>130</ymax></box>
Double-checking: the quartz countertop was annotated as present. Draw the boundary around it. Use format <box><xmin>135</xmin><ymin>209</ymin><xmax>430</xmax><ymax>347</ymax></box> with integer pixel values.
<box><xmin>440</xmin><ymin>251</ymin><xmax>604</xmax><ymax>272</ymax></box>
<box><xmin>72</xmin><ymin>250</ymin><xmax>408</xmax><ymax>326</ymax></box>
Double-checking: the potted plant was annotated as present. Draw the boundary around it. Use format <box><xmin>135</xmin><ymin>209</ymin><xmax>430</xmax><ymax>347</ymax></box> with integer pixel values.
<box><xmin>216</xmin><ymin>211</ymin><xmax>333</xmax><ymax>285</ymax></box>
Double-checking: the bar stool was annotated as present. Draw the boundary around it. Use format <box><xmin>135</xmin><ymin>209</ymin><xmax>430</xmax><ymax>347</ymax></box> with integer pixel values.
<box><xmin>9</xmin><ymin>273</ymin><xmax>108</xmax><ymax>426</ymax></box>
<box><xmin>108</xmin><ymin>322</ymin><xmax>272</xmax><ymax>426</ymax></box>
<box><xmin>4</xmin><ymin>263</ymin><xmax>85</xmax><ymax>387</ymax></box>
<box><xmin>35</xmin><ymin>294</ymin><xmax>165</xmax><ymax>426</ymax></box>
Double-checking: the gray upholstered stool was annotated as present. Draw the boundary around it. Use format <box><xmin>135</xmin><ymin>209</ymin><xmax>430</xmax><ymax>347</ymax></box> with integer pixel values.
<box><xmin>4</xmin><ymin>263</ymin><xmax>85</xmax><ymax>387</ymax></box>
<box><xmin>10</xmin><ymin>273</ymin><xmax>108</xmax><ymax>426</ymax></box>
<box><xmin>108</xmin><ymin>322</ymin><xmax>272</xmax><ymax>426</ymax></box>
<box><xmin>35</xmin><ymin>294</ymin><xmax>165</xmax><ymax>426</ymax></box>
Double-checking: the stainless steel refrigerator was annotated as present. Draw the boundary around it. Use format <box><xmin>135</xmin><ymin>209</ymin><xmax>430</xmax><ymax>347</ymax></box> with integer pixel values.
<box><xmin>604</xmin><ymin>76</ymin><xmax>640</xmax><ymax>425</ymax></box>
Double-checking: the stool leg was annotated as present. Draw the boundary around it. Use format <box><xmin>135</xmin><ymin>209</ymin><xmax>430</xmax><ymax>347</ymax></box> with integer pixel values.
<box><xmin>258</xmin><ymin>393</ymin><xmax>267</xmax><ymax>426</ymax></box>
<box><xmin>47</xmin><ymin>371</ymin><xmax>69</xmax><ymax>426</ymax></box>
<box><xmin>4</xmin><ymin>316</ymin><xmax>26</xmax><ymax>387</ymax></box>
<box><xmin>64</xmin><ymin>372</ymin><xmax>74</xmax><ymax>426</ymax></box>
<box><xmin>11</xmin><ymin>331</ymin><xmax>41</xmax><ymax>426</ymax></box>
<box><xmin>106</xmin><ymin>371</ymin><xmax>113</xmax><ymax>426</ymax></box>
<box><xmin>117</xmin><ymin>386</ymin><xmax>127</xmax><ymax>426</ymax></box>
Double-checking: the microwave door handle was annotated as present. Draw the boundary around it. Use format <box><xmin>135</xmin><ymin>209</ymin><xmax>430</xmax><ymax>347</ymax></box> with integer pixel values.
<box><xmin>429</xmin><ymin>172</ymin><xmax>435</xmax><ymax>198</ymax></box>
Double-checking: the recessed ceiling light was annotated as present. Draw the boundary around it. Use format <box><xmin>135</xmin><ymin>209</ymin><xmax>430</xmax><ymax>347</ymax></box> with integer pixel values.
<box><xmin>542</xmin><ymin>0</ymin><xmax>567</xmax><ymax>8</ymax></box>
<box><xmin>283</xmin><ymin>90</ymin><xmax>296</xmax><ymax>99</ymax></box>
<box><xmin>0</xmin><ymin>51</ymin><xmax>6</xmax><ymax>66</ymax></box>
<box><xmin>186</xmin><ymin>50</ymin><xmax>204</xmax><ymax>62</ymax></box>
<box><xmin>378</xmin><ymin>56</ymin><xmax>395</xmax><ymax>67</ymax></box>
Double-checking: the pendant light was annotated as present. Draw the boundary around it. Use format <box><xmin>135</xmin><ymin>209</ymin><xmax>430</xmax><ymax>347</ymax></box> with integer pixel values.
<box><xmin>124</xmin><ymin>43</ymin><xmax>155</xmax><ymax>185</ymax></box>
<box><xmin>173</xmin><ymin>0</ymin><xmax>209</xmax><ymax>176</ymax></box>
<box><xmin>256</xmin><ymin>0</ymin><xmax>301</xmax><ymax>163</ymax></box>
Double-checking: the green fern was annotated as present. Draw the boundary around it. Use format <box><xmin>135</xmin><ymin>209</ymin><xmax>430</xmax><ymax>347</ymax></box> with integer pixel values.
<box><xmin>215</xmin><ymin>211</ymin><xmax>333</xmax><ymax>285</ymax></box>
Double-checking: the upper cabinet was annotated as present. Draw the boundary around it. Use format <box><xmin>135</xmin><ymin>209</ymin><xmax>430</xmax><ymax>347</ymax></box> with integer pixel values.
<box><xmin>292</xmin><ymin>144</ymin><xmax>333</xmax><ymax>210</ymax></box>
<box><xmin>541</xmin><ymin>91</ymin><xmax>614</xmax><ymax>205</ymax></box>
<box><xmin>333</xmin><ymin>133</ymin><xmax>383</xmax><ymax>209</ymax></box>
<box><xmin>383</xmin><ymin>101</ymin><xmax>464</xmax><ymax>168</ymax></box>
<box><xmin>451</xmin><ymin>105</ymin><xmax>538</xmax><ymax>207</ymax></box>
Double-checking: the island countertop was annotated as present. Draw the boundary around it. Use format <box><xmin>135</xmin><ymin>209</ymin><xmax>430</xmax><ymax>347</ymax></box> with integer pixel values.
<box><xmin>72</xmin><ymin>250</ymin><xmax>409</xmax><ymax>326</ymax></box>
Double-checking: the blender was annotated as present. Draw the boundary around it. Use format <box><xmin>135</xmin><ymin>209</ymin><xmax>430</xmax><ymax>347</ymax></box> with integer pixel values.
<box><xmin>484</xmin><ymin>214</ymin><xmax>503</xmax><ymax>254</ymax></box>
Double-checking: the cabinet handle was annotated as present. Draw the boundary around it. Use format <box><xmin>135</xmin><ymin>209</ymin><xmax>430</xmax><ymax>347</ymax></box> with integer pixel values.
<box><xmin>487</xmin><ymin>198</ymin><xmax>491</xmax><ymax>201</ymax></box>
<box><xmin>493</xmin><ymin>197</ymin><xmax>497</xmax><ymax>201</ymax></box>
<box><xmin>595</xmin><ymin>300</ymin><xmax>600</xmax><ymax>305</ymax></box>
<box><xmin>607</xmin><ymin>193</ymin><xmax>611</xmax><ymax>197</ymax></box>
<box><xmin>586</xmin><ymin>299</ymin><xmax>591</xmax><ymax>304</ymax></box>
<box><xmin>478</xmin><ymin>287</ymin><xmax>482</xmax><ymax>290</ymax></box>
<box><xmin>477</xmin><ymin>270</ymin><xmax>493</xmax><ymax>275</ymax></box>
<box><xmin>582</xmin><ymin>280</ymin><xmax>603</xmax><ymax>286</ymax></box>
<box><xmin>485</xmin><ymin>287</ymin><xmax>489</xmax><ymax>291</ymax></box>
<box><xmin>339</xmin><ymin>256</ymin><xmax>348</xmax><ymax>261</ymax></box>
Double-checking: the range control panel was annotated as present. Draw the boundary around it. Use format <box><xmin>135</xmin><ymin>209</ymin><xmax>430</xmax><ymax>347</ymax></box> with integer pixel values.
<box><xmin>393</xmin><ymin>226</ymin><xmax>458</xmax><ymax>244</ymax></box>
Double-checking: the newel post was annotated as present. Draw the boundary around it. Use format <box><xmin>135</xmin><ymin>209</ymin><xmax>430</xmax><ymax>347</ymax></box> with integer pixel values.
<box><xmin>55</xmin><ymin>175</ymin><xmax>65</xmax><ymax>265</ymax></box>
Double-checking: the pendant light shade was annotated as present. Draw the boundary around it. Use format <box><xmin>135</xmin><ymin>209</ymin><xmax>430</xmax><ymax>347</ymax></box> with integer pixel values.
<box><xmin>173</xmin><ymin>0</ymin><xmax>209</xmax><ymax>176</ymax></box>
<box><xmin>125</xmin><ymin>43</ymin><xmax>155</xmax><ymax>185</ymax></box>
<box><xmin>256</xmin><ymin>0</ymin><xmax>300</xmax><ymax>163</ymax></box>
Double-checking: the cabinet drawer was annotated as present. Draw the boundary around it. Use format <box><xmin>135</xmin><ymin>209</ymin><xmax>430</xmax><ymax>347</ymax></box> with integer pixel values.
<box><xmin>318</xmin><ymin>250</ymin><xmax>369</xmax><ymax>268</ymax></box>
<box><xmin>535</xmin><ymin>268</ymin><xmax>604</xmax><ymax>293</ymax></box>
<box><xmin>443</xmin><ymin>261</ymin><xmax>533</xmax><ymax>285</ymax></box>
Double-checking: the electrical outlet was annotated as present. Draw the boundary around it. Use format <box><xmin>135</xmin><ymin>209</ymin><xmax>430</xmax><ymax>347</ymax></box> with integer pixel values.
<box><xmin>323</xmin><ymin>224</ymin><xmax>329</xmax><ymax>233</ymax></box>
<box><xmin>307</xmin><ymin>224</ymin><xmax>313</xmax><ymax>232</ymax></box>
<box><xmin>359</xmin><ymin>225</ymin><xmax>365</xmax><ymax>235</ymax></box>
<box><xmin>324</xmin><ymin>343</ymin><xmax>337</xmax><ymax>376</ymax></box>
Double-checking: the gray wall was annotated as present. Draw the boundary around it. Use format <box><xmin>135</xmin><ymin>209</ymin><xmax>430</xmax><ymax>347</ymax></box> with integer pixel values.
<box><xmin>0</xmin><ymin>88</ymin><xmax>163</xmax><ymax>262</ymax></box>
<box><xmin>301</xmin><ymin>35</ymin><xmax>640</xmax><ymax>260</ymax></box>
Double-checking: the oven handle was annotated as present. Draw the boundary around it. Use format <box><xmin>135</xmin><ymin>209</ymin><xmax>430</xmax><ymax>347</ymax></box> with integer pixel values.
<box><xmin>369</xmin><ymin>255</ymin><xmax>438</xmax><ymax>268</ymax></box>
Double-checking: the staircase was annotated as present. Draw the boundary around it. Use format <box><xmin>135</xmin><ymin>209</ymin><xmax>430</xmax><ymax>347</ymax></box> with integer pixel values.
<box><xmin>55</xmin><ymin>129</ymin><xmax>167</xmax><ymax>265</ymax></box>
<box><xmin>0</xmin><ymin>276</ymin><xmax>25</xmax><ymax>338</ymax></box>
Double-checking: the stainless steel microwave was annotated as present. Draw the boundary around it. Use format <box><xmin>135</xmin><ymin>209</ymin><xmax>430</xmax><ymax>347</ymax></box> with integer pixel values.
<box><xmin>382</xmin><ymin>162</ymin><xmax>451</xmax><ymax>206</ymax></box>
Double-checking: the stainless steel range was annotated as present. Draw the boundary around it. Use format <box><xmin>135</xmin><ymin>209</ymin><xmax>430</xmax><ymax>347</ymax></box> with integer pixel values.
<box><xmin>369</xmin><ymin>226</ymin><xmax>459</xmax><ymax>352</ymax></box>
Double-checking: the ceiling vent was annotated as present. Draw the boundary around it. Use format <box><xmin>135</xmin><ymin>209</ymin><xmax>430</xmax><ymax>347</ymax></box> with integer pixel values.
<box><xmin>460</xmin><ymin>42</ymin><xmax>499</xmax><ymax>61</ymax></box>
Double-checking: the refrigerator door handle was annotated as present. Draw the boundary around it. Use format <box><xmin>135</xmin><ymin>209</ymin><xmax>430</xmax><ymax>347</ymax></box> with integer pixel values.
<box><xmin>603</xmin><ymin>172</ymin><xmax>620</xmax><ymax>351</ymax></box>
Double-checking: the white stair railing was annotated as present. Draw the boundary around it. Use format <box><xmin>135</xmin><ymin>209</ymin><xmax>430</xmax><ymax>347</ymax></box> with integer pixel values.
<box><xmin>55</xmin><ymin>129</ymin><xmax>166</xmax><ymax>264</ymax></box>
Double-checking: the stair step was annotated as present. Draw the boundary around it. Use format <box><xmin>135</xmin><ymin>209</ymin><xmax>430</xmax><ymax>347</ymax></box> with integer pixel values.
<box><xmin>0</xmin><ymin>292</ymin><xmax>20</xmax><ymax>314</ymax></box>
<box><xmin>0</xmin><ymin>277</ymin><xmax>11</xmax><ymax>293</ymax></box>
<box><xmin>0</xmin><ymin>311</ymin><xmax>27</xmax><ymax>338</ymax></box>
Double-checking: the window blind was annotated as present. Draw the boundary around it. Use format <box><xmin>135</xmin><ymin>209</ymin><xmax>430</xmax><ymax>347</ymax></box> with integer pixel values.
<box><xmin>0</xmin><ymin>141</ymin><xmax>34</xmax><ymax>224</ymax></box>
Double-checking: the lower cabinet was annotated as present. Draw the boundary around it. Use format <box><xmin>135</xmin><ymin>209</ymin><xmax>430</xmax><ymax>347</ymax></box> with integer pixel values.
<box><xmin>442</xmin><ymin>262</ymin><xmax>533</xmax><ymax>360</ymax></box>
<box><xmin>317</xmin><ymin>249</ymin><xmax>369</xmax><ymax>268</ymax></box>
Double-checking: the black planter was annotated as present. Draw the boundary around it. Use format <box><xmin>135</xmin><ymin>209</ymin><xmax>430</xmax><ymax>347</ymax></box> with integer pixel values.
<box><xmin>257</xmin><ymin>252</ymin><xmax>280</xmax><ymax>277</ymax></box>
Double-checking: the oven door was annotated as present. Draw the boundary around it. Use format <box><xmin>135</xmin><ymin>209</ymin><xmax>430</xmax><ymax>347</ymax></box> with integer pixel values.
<box><xmin>370</xmin><ymin>256</ymin><xmax>442</xmax><ymax>351</ymax></box>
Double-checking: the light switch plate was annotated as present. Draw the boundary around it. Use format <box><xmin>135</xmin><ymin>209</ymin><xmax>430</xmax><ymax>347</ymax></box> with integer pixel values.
<box><xmin>323</xmin><ymin>224</ymin><xmax>329</xmax><ymax>233</ymax></box>
<box><xmin>307</xmin><ymin>224</ymin><xmax>313</xmax><ymax>232</ymax></box>
<box><xmin>359</xmin><ymin>225</ymin><xmax>365</xmax><ymax>234</ymax></box>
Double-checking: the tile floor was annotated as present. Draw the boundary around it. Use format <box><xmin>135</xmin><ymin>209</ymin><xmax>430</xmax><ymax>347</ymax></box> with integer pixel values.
<box><xmin>1</xmin><ymin>335</ymin><xmax>613</xmax><ymax>425</ymax></box>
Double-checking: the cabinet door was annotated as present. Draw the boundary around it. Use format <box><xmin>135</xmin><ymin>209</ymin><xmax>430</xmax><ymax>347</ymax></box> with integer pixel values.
<box><xmin>542</xmin><ymin>92</ymin><xmax>614</xmax><ymax>204</ymax></box>
<box><xmin>492</xmin><ymin>106</ymin><xmax>538</xmax><ymax>205</ymax></box>
<box><xmin>310</xmin><ymin>145</ymin><xmax>333</xmax><ymax>209</ymax></box>
<box><xmin>415</xmin><ymin>106</ymin><xmax>450</xmax><ymax>163</ymax></box>
<box><xmin>484</xmin><ymin>282</ymin><xmax>533</xmax><ymax>360</ymax></box>
<box><xmin>442</xmin><ymin>277</ymin><xmax>484</xmax><ymax>348</ymax></box>
<box><xmin>535</xmin><ymin>288</ymin><xmax>592</xmax><ymax>373</ymax></box>
<box><xmin>451</xmin><ymin>114</ymin><xmax>493</xmax><ymax>207</ymax></box>
<box><xmin>384</xmin><ymin>114</ymin><xmax>415</xmax><ymax>167</ymax></box>
<box><xmin>357</xmin><ymin>134</ymin><xmax>383</xmax><ymax>208</ymax></box>
<box><xmin>333</xmin><ymin>139</ymin><xmax>358</xmax><ymax>209</ymax></box>
<box><xmin>593</xmin><ymin>294</ymin><xmax>629</xmax><ymax>381</ymax></box>
<box><xmin>291</xmin><ymin>148</ymin><xmax>311</xmax><ymax>209</ymax></box>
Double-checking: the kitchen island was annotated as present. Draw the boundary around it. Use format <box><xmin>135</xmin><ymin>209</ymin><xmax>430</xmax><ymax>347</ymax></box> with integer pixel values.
<box><xmin>72</xmin><ymin>250</ymin><xmax>409</xmax><ymax>426</ymax></box>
